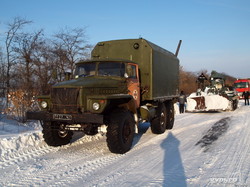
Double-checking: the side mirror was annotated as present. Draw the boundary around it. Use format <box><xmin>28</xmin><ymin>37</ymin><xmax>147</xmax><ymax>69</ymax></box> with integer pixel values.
<box><xmin>124</xmin><ymin>73</ymin><xmax>129</xmax><ymax>78</ymax></box>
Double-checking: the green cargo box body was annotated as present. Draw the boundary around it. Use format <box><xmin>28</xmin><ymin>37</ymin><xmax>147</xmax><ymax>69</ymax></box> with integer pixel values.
<box><xmin>91</xmin><ymin>39</ymin><xmax>179</xmax><ymax>101</ymax></box>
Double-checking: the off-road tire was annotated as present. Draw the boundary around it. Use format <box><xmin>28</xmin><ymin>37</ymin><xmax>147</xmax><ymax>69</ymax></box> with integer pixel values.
<box><xmin>166</xmin><ymin>101</ymin><xmax>175</xmax><ymax>129</ymax></box>
<box><xmin>232</xmin><ymin>99</ymin><xmax>238</xmax><ymax>111</ymax></box>
<box><xmin>41</xmin><ymin>121</ymin><xmax>73</xmax><ymax>147</ymax></box>
<box><xmin>150</xmin><ymin>103</ymin><xmax>167</xmax><ymax>134</ymax></box>
<box><xmin>106</xmin><ymin>109</ymin><xmax>135</xmax><ymax>154</ymax></box>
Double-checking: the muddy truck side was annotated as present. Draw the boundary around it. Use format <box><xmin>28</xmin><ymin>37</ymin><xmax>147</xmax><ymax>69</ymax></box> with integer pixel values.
<box><xmin>27</xmin><ymin>38</ymin><xmax>180</xmax><ymax>154</ymax></box>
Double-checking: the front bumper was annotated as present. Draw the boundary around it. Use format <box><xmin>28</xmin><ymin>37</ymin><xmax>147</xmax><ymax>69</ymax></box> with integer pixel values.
<box><xmin>26</xmin><ymin>111</ymin><xmax>103</xmax><ymax>124</ymax></box>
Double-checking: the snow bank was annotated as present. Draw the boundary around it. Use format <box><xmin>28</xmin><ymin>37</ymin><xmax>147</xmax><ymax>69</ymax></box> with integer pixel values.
<box><xmin>186</xmin><ymin>98</ymin><xmax>197</xmax><ymax>111</ymax></box>
<box><xmin>174</xmin><ymin>103</ymin><xmax>180</xmax><ymax>115</ymax></box>
<box><xmin>205</xmin><ymin>95</ymin><xmax>229</xmax><ymax>110</ymax></box>
<box><xmin>0</xmin><ymin>131</ymin><xmax>44</xmax><ymax>158</ymax></box>
<box><xmin>0</xmin><ymin>118</ymin><xmax>44</xmax><ymax>159</ymax></box>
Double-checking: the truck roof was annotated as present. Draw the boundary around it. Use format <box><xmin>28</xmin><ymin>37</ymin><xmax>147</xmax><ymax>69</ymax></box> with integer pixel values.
<box><xmin>77</xmin><ymin>58</ymin><xmax>138</xmax><ymax>65</ymax></box>
<box><xmin>92</xmin><ymin>38</ymin><xmax>176</xmax><ymax>59</ymax></box>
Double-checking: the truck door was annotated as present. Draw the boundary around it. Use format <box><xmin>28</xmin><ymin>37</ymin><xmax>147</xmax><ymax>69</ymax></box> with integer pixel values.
<box><xmin>126</xmin><ymin>63</ymin><xmax>140</xmax><ymax>108</ymax></box>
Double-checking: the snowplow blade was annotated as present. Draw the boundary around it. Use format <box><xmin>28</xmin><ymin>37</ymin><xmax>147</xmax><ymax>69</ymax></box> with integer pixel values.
<box><xmin>191</xmin><ymin>96</ymin><xmax>206</xmax><ymax>110</ymax></box>
<box><xmin>186</xmin><ymin>95</ymin><xmax>230</xmax><ymax>112</ymax></box>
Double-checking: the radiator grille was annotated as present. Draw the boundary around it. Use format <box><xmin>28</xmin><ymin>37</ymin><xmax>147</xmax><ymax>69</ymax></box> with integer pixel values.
<box><xmin>51</xmin><ymin>88</ymin><xmax>80</xmax><ymax>113</ymax></box>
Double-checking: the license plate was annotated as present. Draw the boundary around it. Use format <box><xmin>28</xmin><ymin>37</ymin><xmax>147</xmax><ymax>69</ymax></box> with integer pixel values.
<box><xmin>53</xmin><ymin>114</ymin><xmax>72</xmax><ymax>120</ymax></box>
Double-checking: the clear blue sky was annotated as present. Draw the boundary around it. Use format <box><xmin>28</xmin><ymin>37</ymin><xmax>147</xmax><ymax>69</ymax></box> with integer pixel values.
<box><xmin>1</xmin><ymin>0</ymin><xmax>250</xmax><ymax>78</ymax></box>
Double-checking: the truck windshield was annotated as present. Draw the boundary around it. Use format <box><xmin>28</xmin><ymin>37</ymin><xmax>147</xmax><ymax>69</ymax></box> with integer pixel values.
<box><xmin>75</xmin><ymin>63</ymin><xmax>96</xmax><ymax>78</ymax></box>
<box><xmin>234</xmin><ymin>82</ymin><xmax>248</xmax><ymax>88</ymax></box>
<box><xmin>75</xmin><ymin>62</ymin><xmax>127</xmax><ymax>78</ymax></box>
<box><xmin>98</xmin><ymin>62</ymin><xmax>125</xmax><ymax>77</ymax></box>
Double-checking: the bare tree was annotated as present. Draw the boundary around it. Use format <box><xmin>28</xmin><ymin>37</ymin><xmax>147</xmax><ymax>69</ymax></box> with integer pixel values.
<box><xmin>53</xmin><ymin>27</ymin><xmax>92</xmax><ymax>79</ymax></box>
<box><xmin>1</xmin><ymin>19</ymin><xmax>92</xmax><ymax>121</ymax></box>
<box><xmin>0</xmin><ymin>47</ymin><xmax>6</xmax><ymax>97</ymax></box>
<box><xmin>4</xmin><ymin>17</ymin><xmax>32</xmax><ymax>99</ymax></box>
<box><xmin>6</xmin><ymin>29</ymin><xmax>45</xmax><ymax>122</ymax></box>
<box><xmin>179</xmin><ymin>66</ymin><xmax>199</xmax><ymax>94</ymax></box>
<box><xmin>33</xmin><ymin>39</ymin><xmax>57</xmax><ymax>94</ymax></box>
<box><xmin>14</xmin><ymin>29</ymin><xmax>44</xmax><ymax>90</ymax></box>
<box><xmin>51</xmin><ymin>47</ymin><xmax>70</xmax><ymax>81</ymax></box>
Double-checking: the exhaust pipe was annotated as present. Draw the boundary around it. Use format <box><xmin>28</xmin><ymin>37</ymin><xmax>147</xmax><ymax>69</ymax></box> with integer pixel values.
<box><xmin>175</xmin><ymin>40</ymin><xmax>182</xmax><ymax>57</ymax></box>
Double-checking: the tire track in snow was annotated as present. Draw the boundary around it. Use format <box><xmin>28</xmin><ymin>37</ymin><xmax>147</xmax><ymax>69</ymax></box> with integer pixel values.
<box><xmin>224</xmin><ymin>107</ymin><xmax>250</xmax><ymax>185</ymax></box>
<box><xmin>94</xmin><ymin>114</ymin><xmax>228</xmax><ymax>186</ymax></box>
<box><xmin>175</xmin><ymin>112</ymin><xmax>232</xmax><ymax>185</ymax></box>
<box><xmin>79</xmin><ymin>116</ymin><xmax>210</xmax><ymax>187</ymax></box>
<box><xmin>106</xmin><ymin>112</ymin><xmax>228</xmax><ymax>186</ymax></box>
<box><xmin>0</xmin><ymin>133</ymin><xmax>107</xmax><ymax>186</ymax></box>
<box><xmin>0</xmin><ymin>132</ymin><xmax>103</xmax><ymax>170</ymax></box>
<box><xmin>3</xmin><ymin>125</ymin><xmax>171</xmax><ymax>186</ymax></box>
<box><xmin>0</xmin><ymin>144</ymin><xmax>57</xmax><ymax>169</ymax></box>
<box><xmin>0</xmin><ymin>132</ymin><xmax>58</xmax><ymax>169</ymax></box>
<box><xmin>9</xmin><ymin>143</ymin><xmax>122</xmax><ymax>186</ymax></box>
<box><xmin>55</xmin><ymin>131</ymin><xmax>168</xmax><ymax>187</ymax></box>
<box><xmin>1</xmin><ymin>135</ymin><xmax>118</xmax><ymax>186</ymax></box>
<box><xmin>1</xmin><ymin>128</ymin><xmax>130</xmax><ymax>186</ymax></box>
<box><xmin>77</xmin><ymin>115</ymin><xmax>211</xmax><ymax>187</ymax></box>
<box><xmin>80</xmin><ymin>134</ymin><xmax>168</xmax><ymax>187</ymax></box>
<box><xmin>174</xmin><ymin>112</ymin><xmax>226</xmax><ymax>136</ymax></box>
<box><xmin>198</xmin><ymin>106</ymin><xmax>250</xmax><ymax>186</ymax></box>
<box><xmin>82</xmin><ymin>129</ymin><xmax>177</xmax><ymax>187</ymax></box>
<box><xmin>14</xmin><ymin>154</ymin><xmax>120</xmax><ymax>186</ymax></box>
<box><xmin>195</xmin><ymin>117</ymin><xmax>230</xmax><ymax>151</ymax></box>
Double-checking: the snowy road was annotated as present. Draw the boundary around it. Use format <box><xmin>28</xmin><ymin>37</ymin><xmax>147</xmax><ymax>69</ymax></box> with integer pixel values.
<box><xmin>0</xmin><ymin>101</ymin><xmax>249</xmax><ymax>186</ymax></box>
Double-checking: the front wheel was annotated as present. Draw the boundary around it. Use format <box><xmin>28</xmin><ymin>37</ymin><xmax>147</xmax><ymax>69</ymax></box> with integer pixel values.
<box><xmin>106</xmin><ymin>109</ymin><xmax>135</xmax><ymax>154</ymax></box>
<box><xmin>42</xmin><ymin>121</ymin><xmax>73</xmax><ymax>147</ymax></box>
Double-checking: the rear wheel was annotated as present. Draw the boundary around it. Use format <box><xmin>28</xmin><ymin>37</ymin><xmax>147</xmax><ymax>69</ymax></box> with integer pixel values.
<box><xmin>166</xmin><ymin>101</ymin><xmax>175</xmax><ymax>129</ymax></box>
<box><xmin>42</xmin><ymin>121</ymin><xmax>73</xmax><ymax>146</ymax></box>
<box><xmin>150</xmin><ymin>103</ymin><xmax>167</xmax><ymax>134</ymax></box>
<box><xmin>106</xmin><ymin>109</ymin><xmax>135</xmax><ymax>154</ymax></box>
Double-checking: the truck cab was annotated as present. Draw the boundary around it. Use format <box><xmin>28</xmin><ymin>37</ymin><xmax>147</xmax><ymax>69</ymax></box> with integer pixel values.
<box><xmin>73</xmin><ymin>59</ymin><xmax>140</xmax><ymax>112</ymax></box>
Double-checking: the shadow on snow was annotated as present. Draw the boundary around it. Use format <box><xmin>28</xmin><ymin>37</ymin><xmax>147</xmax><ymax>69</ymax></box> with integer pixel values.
<box><xmin>161</xmin><ymin>132</ymin><xmax>187</xmax><ymax>187</ymax></box>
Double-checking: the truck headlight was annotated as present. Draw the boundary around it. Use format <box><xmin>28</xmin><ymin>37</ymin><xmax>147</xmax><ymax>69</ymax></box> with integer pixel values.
<box><xmin>41</xmin><ymin>101</ymin><xmax>48</xmax><ymax>109</ymax></box>
<box><xmin>93</xmin><ymin>102</ymin><xmax>100</xmax><ymax>111</ymax></box>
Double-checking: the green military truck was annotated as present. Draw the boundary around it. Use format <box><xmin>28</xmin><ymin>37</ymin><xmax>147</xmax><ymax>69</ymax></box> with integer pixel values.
<box><xmin>27</xmin><ymin>38</ymin><xmax>180</xmax><ymax>154</ymax></box>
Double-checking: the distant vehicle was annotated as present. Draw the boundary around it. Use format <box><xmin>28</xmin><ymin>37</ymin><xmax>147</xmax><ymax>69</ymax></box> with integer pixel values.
<box><xmin>187</xmin><ymin>72</ymin><xmax>238</xmax><ymax>112</ymax></box>
<box><xmin>27</xmin><ymin>38</ymin><xmax>181</xmax><ymax>154</ymax></box>
<box><xmin>234</xmin><ymin>79</ymin><xmax>250</xmax><ymax>99</ymax></box>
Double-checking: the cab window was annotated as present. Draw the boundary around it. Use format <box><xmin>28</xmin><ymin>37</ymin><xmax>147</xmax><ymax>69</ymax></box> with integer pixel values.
<box><xmin>126</xmin><ymin>64</ymin><xmax>137</xmax><ymax>79</ymax></box>
<box><xmin>98</xmin><ymin>62</ymin><xmax>125</xmax><ymax>77</ymax></box>
<box><xmin>75</xmin><ymin>63</ymin><xmax>96</xmax><ymax>78</ymax></box>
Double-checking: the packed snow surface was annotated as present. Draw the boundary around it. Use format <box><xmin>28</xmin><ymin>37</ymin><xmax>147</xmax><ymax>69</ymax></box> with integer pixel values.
<box><xmin>0</xmin><ymin>101</ymin><xmax>249</xmax><ymax>186</ymax></box>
